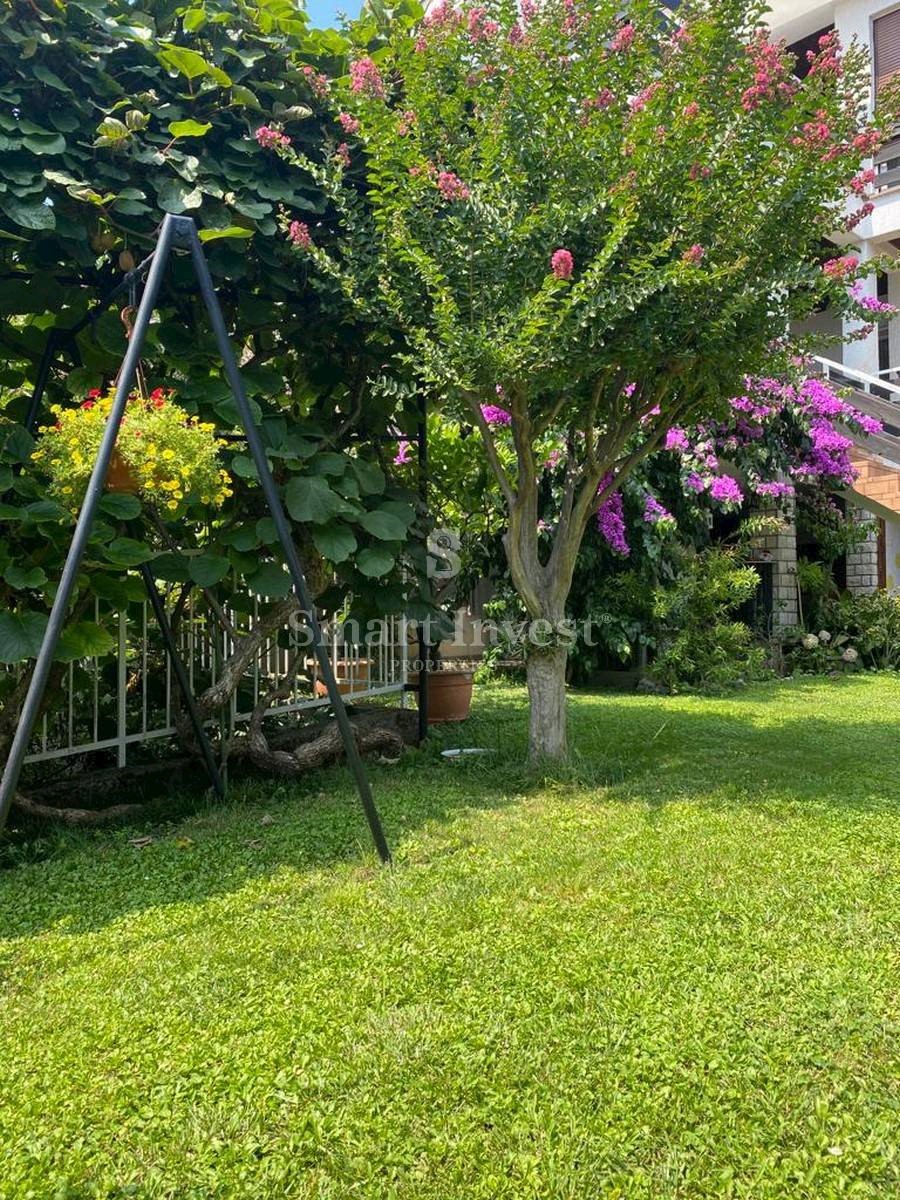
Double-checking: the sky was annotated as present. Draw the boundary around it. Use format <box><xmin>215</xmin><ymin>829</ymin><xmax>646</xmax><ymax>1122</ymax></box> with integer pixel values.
<box><xmin>305</xmin><ymin>0</ymin><xmax>363</xmax><ymax>27</ymax></box>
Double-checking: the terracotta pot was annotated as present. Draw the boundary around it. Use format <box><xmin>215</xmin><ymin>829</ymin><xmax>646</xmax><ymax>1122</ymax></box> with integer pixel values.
<box><xmin>314</xmin><ymin>658</ymin><xmax>373</xmax><ymax>697</ymax></box>
<box><xmin>414</xmin><ymin>669</ymin><xmax>474</xmax><ymax>724</ymax></box>
<box><xmin>106</xmin><ymin>448</ymin><xmax>139</xmax><ymax>493</ymax></box>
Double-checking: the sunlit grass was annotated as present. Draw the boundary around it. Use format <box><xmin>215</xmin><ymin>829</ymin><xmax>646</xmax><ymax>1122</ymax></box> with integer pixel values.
<box><xmin>1</xmin><ymin>675</ymin><xmax>899</xmax><ymax>1198</ymax></box>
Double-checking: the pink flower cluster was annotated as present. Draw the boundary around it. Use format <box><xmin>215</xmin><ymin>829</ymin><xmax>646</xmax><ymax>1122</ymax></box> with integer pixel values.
<box><xmin>682</xmin><ymin>244</ymin><xmax>705</xmax><ymax>265</ymax></box>
<box><xmin>806</xmin><ymin>29</ymin><xmax>843</xmax><ymax>78</ymax></box>
<box><xmin>335</xmin><ymin>142</ymin><xmax>351</xmax><ymax>168</ymax></box>
<box><xmin>629</xmin><ymin>83</ymin><xmax>661</xmax><ymax>113</ymax></box>
<box><xmin>437</xmin><ymin>171</ymin><xmax>470</xmax><ymax>201</ymax></box>
<box><xmin>467</xmin><ymin>7</ymin><xmax>499</xmax><ymax>42</ymax></box>
<box><xmin>349</xmin><ymin>57</ymin><xmax>385</xmax><ymax>99</ymax></box>
<box><xmin>338</xmin><ymin>111</ymin><xmax>360</xmax><ymax>135</ymax></box>
<box><xmin>755</xmin><ymin>480</ymin><xmax>795</xmax><ymax>498</ymax></box>
<box><xmin>288</xmin><ymin>220</ymin><xmax>311</xmax><ymax>249</ymax></box>
<box><xmin>822</xmin><ymin>255</ymin><xmax>859</xmax><ymax>279</ymax></box>
<box><xmin>741</xmin><ymin>30</ymin><xmax>795</xmax><ymax>112</ymax></box>
<box><xmin>551</xmin><ymin>249</ymin><xmax>574</xmax><ymax>279</ymax></box>
<box><xmin>849</xmin><ymin>167</ymin><xmax>876</xmax><ymax>196</ymax></box>
<box><xmin>610</xmin><ymin>23</ymin><xmax>635</xmax><ymax>53</ymax></box>
<box><xmin>582</xmin><ymin>88</ymin><xmax>615</xmax><ymax>114</ymax></box>
<box><xmin>301</xmin><ymin>65</ymin><xmax>330</xmax><ymax>98</ymax></box>
<box><xmin>394</xmin><ymin>440</ymin><xmax>413</xmax><ymax>465</ymax></box>
<box><xmin>255</xmin><ymin>125</ymin><xmax>290</xmax><ymax>149</ymax></box>
<box><xmin>792</xmin><ymin>111</ymin><xmax>832</xmax><ymax>151</ymax></box>
<box><xmin>709</xmin><ymin>475</ymin><xmax>744</xmax><ymax>505</ymax></box>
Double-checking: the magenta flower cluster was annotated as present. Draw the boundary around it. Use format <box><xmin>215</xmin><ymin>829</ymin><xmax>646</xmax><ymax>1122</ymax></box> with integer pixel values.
<box><xmin>596</xmin><ymin>475</ymin><xmax>629</xmax><ymax>556</ymax></box>
<box><xmin>643</xmin><ymin>494</ymin><xmax>673</xmax><ymax>525</ymax></box>
<box><xmin>481</xmin><ymin>404</ymin><xmax>512</xmax><ymax>427</ymax></box>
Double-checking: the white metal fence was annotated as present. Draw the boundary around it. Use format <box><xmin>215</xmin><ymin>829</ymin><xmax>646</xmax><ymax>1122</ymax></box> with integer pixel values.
<box><xmin>12</xmin><ymin>595</ymin><xmax>409</xmax><ymax>769</ymax></box>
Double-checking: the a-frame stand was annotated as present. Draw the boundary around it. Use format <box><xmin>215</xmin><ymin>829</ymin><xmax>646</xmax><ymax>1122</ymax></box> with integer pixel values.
<box><xmin>0</xmin><ymin>214</ymin><xmax>391</xmax><ymax>864</ymax></box>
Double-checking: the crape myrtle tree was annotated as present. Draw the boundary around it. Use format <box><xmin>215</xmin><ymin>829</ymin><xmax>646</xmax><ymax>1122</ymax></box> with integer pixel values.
<box><xmin>265</xmin><ymin>0</ymin><xmax>897</xmax><ymax>758</ymax></box>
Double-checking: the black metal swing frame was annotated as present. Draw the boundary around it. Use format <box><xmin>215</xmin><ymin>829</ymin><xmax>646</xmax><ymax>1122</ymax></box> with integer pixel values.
<box><xmin>0</xmin><ymin>214</ymin><xmax>394</xmax><ymax>863</ymax></box>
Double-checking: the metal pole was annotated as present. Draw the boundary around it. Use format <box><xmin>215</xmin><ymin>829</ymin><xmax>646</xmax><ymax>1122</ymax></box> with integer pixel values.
<box><xmin>181</xmin><ymin>219</ymin><xmax>392</xmax><ymax>865</ymax></box>
<box><xmin>416</xmin><ymin>393</ymin><xmax>429</xmax><ymax>741</ymax></box>
<box><xmin>137</xmin><ymin>563</ymin><xmax>225</xmax><ymax>802</ymax></box>
<box><xmin>0</xmin><ymin>218</ymin><xmax>177</xmax><ymax>831</ymax></box>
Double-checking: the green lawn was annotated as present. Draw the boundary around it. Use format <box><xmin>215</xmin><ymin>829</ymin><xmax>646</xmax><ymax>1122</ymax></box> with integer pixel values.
<box><xmin>1</xmin><ymin>677</ymin><xmax>899</xmax><ymax>1199</ymax></box>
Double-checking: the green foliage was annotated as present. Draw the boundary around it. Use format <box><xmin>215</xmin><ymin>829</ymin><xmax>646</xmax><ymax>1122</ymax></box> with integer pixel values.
<box><xmin>651</xmin><ymin>546</ymin><xmax>769</xmax><ymax>689</ymax></box>
<box><xmin>0</xmin><ymin>0</ymin><xmax>429</xmax><ymax>684</ymax></box>
<box><xmin>2</xmin><ymin>679</ymin><xmax>900</xmax><ymax>1195</ymax></box>
<box><xmin>818</xmin><ymin>590</ymin><xmax>900</xmax><ymax>671</ymax></box>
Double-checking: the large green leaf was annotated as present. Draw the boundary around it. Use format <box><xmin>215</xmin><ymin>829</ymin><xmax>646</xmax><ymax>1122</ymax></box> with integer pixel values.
<box><xmin>157</xmin><ymin>177</ymin><xmax>203</xmax><ymax>214</ymax></box>
<box><xmin>0</xmin><ymin>611</ymin><xmax>48</xmax><ymax>663</ymax></box>
<box><xmin>168</xmin><ymin>119</ymin><xmax>213</xmax><ymax>138</ymax></box>
<box><xmin>356</xmin><ymin>547</ymin><xmax>395</xmax><ymax>578</ymax></box>
<box><xmin>157</xmin><ymin>44</ymin><xmax>231</xmax><ymax>87</ymax></box>
<box><xmin>3</xmin><ymin>564</ymin><xmax>46</xmax><ymax>590</ymax></box>
<box><xmin>246</xmin><ymin>561</ymin><xmax>292</xmax><ymax>597</ymax></box>
<box><xmin>56</xmin><ymin>621</ymin><xmax>116</xmax><ymax>662</ymax></box>
<box><xmin>189</xmin><ymin>554</ymin><xmax>230</xmax><ymax>587</ymax></box>
<box><xmin>358</xmin><ymin>509</ymin><xmax>408</xmax><ymax>541</ymax></box>
<box><xmin>313</xmin><ymin>522</ymin><xmax>357</xmax><ymax>564</ymax></box>
<box><xmin>99</xmin><ymin>492</ymin><xmax>141</xmax><ymax>520</ymax></box>
<box><xmin>199</xmin><ymin>225</ymin><xmax>254</xmax><ymax>242</ymax></box>
<box><xmin>285</xmin><ymin>475</ymin><xmax>346</xmax><ymax>524</ymax></box>
<box><xmin>351</xmin><ymin>459</ymin><xmax>386</xmax><ymax>495</ymax></box>
<box><xmin>104</xmin><ymin>537</ymin><xmax>155</xmax><ymax>567</ymax></box>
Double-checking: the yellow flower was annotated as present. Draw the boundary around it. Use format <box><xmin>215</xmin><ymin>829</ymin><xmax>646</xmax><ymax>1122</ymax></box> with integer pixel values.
<box><xmin>166</xmin><ymin>500</ymin><xmax>178</xmax><ymax>511</ymax></box>
<box><xmin>161</xmin><ymin>448</ymin><xmax>175</xmax><ymax>461</ymax></box>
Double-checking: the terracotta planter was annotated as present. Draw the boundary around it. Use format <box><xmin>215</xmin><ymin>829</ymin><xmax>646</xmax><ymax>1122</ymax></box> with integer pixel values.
<box><xmin>314</xmin><ymin>658</ymin><xmax>373</xmax><ymax>697</ymax></box>
<box><xmin>106</xmin><ymin>448</ymin><xmax>138</xmax><ymax>493</ymax></box>
<box><xmin>415</xmin><ymin>669</ymin><xmax>474</xmax><ymax>724</ymax></box>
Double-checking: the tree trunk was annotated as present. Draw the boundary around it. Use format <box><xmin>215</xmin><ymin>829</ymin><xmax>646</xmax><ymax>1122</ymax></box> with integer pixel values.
<box><xmin>525</xmin><ymin>644</ymin><xmax>568</xmax><ymax>760</ymax></box>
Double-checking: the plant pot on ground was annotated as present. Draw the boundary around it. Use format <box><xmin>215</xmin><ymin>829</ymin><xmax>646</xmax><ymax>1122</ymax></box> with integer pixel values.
<box><xmin>413</xmin><ymin>665</ymin><xmax>474</xmax><ymax>723</ymax></box>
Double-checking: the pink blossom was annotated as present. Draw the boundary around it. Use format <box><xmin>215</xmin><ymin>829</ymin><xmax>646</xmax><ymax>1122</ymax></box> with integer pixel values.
<box><xmin>437</xmin><ymin>171</ymin><xmax>470</xmax><ymax>201</ymax></box>
<box><xmin>394</xmin><ymin>440</ymin><xmax>414</xmax><ymax>465</ymax></box>
<box><xmin>481</xmin><ymin>404</ymin><xmax>512</xmax><ymax>426</ymax></box>
<box><xmin>629</xmin><ymin>83</ymin><xmax>661</xmax><ymax>113</ymax></box>
<box><xmin>844</xmin><ymin>202</ymin><xmax>874</xmax><ymax>232</ymax></box>
<box><xmin>596</xmin><ymin>475</ymin><xmax>629</xmax><ymax>555</ymax></box>
<box><xmin>665</xmin><ymin>427</ymin><xmax>690</xmax><ymax>452</ymax></box>
<box><xmin>288</xmin><ymin>220</ymin><xmax>311</xmax><ymax>249</ymax></box>
<box><xmin>583</xmin><ymin>88</ymin><xmax>615</xmax><ymax>113</ymax></box>
<box><xmin>349</xmin><ymin>57</ymin><xmax>385</xmax><ymax>99</ymax></box>
<box><xmin>508</xmin><ymin>22</ymin><xmax>524</xmax><ymax>45</ymax></box>
<box><xmin>822</xmin><ymin>255</ymin><xmax>859</xmax><ymax>279</ymax></box>
<box><xmin>335</xmin><ymin>142</ymin><xmax>351</xmax><ymax>168</ymax></box>
<box><xmin>301</xmin><ymin>65</ymin><xmax>330</xmax><ymax>98</ymax></box>
<box><xmin>849</xmin><ymin>167</ymin><xmax>876</xmax><ymax>196</ymax></box>
<box><xmin>684</xmin><ymin>472</ymin><xmax>706</xmax><ymax>493</ymax></box>
<box><xmin>755</xmin><ymin>480</ymin><xmax>795</xmax><ymax>498</ymax></box>
<box><xmin>611</xmin><ymin>22</ymin><xmax>635</xmax><ymax>52</ymax></box>
<box><xmin>338</xmin><ymin>111</ymin><xmax>360</xmax><ymax>135</ymax></box>
<box><xmin>682</xmin><ymin>244</ymin><xmax>705</xmax><ymax>265</ymax></box>
<box><xmin>682</xmin><ymin>101</ymin><xmax>700</xmax><ymax>119</ymax></box>
<box><xmin>398</xmin><ymin>110</ymin><xmax>417</xmax><ymax>136</ymax></box>
<box><xmin>689</xmin><ymin>162</ymin><xmax>711</xmax><ymax>181</ymax></box>
<box><xmin>255</xmin><ymin>125</ymin><xmax>290</xmax><ymax>149</ymax></box>
<box><xmin>741</xmin><ymin>30</ymin><xmax>796</xmax><ymax>112</ymax></box>
<box><xmin>643</xmin><ymin>494</ymin><xmax>674</xmax><ymax>525</ymax></box>
<box><xmin>551</xmin><ymin>248</ymin><xmax>574</xmax><ymax>279</ymax></box>
<box><xmin>467</xmin><ymin>7</ymin><xmax>499</xmax><ymax>42</ymax></box>
<box><xmin>709</xmin><ymin>475</ymin><xmax>744</xmax><ymax>505</ymax></box>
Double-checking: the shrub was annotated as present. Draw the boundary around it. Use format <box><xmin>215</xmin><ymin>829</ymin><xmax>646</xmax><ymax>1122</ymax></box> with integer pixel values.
<box><xmin>819</xmin><ymin>591</ymin><xmax>900</xmax><ymax>670</ymax></box>
<box><xmin>651</xmin><ymin>547</ymin><xmax>769</xmax><ymax>690</ymax></box>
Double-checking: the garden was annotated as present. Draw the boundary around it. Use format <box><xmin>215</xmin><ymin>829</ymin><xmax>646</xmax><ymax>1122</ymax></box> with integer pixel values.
<box><xmin>2</xmin><ymin>0</ymin><xmax>900</xmax><ymax>1194</ymax></box>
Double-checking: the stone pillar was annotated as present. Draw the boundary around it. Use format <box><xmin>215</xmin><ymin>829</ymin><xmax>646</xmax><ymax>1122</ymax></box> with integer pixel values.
<box><xmin>846</xmin><ymin>505</ymin><xmax>879</xmax><ymax>595</ymax></box>
<box><xmin>842</xmin><ymin>241</ymin><xmax>879</xmax><ymax>380</ymax></box>
<box><xmin>752</xmin><ymin>497</ymin><xmax>798</xmax><ymax>629</ymax></box>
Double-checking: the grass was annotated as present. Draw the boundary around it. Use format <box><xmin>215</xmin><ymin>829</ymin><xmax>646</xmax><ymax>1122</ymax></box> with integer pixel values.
<box><xmin>1</xmin><ymin>676</ymin><xmax>899</xmax><ymax>1199</ymax></box>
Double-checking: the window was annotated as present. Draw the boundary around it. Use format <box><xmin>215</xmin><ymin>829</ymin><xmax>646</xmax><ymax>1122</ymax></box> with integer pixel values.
<box><xmin>874</xmin><ymin>7</ymin><xmax>900</xmax><ymax>95</ymax></box>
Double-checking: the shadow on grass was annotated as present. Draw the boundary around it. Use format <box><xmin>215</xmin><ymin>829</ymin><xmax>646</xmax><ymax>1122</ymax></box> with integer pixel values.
<box><xmin>1</xmin><ymin>674</ymin><xmax>898</xmax><ymax>939</ymax></box>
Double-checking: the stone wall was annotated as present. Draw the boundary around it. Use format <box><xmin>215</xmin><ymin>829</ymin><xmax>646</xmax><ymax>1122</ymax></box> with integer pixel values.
<box><xmin>846</xmin><ymin>505</ymin><xmax>880</xmax><ymax>595</ymax></box>
<box><xmin>752</xmin><ymin>500</ymin><xmax>798</xmax><ymax>629</ymax></box>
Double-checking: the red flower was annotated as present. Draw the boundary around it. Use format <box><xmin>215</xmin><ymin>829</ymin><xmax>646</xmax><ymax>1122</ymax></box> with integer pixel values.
<box><xmin>86</xmin><ymin>389</ymin><xmax>101</xmax><ymax>399</ymax></box>
<box><xmin>81</xmin><ymin>400</ymin><xmax>95</xmax><ymax>410</ymax></box>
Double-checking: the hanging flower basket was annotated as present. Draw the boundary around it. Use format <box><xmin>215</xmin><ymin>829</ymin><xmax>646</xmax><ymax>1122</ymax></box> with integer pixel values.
<box><xmin>32</xmin><ymin>388</ymin><xmax>233</xmax><ymax>514</ymax></box>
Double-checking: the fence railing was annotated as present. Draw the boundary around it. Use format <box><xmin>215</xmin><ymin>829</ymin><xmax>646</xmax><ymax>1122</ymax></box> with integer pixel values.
<box><xmin>9</xmin><ymin>594</ymin><xmax>409</xmax><ymax>769</ymax></box>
